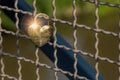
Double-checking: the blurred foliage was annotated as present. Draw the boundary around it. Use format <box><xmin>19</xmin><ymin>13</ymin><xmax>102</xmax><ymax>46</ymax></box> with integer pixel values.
<box><xmin>26</xmin><ymin>0</ymin><xmax>84</xmax><ymax>16</ymax></box>
<box><xmin>0</xmin><ymin>0</ymin><xmax>120</xmax><ymax>30</ymax></box>
<box><xmin>0</xmin><ymin>11</ymin><xmax>16</xmax><ymax>31</ymax></box>
<box><xmin>101</xmin><ymin>0</ymin><xmax>120</xmax><ymax>4</ymax></box>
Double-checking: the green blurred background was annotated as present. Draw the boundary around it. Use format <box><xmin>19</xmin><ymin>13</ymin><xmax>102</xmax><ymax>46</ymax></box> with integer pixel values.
<box><xmin>0</xmin><ymin>0</ymin><xmax>120</xmax><ymax>80</ymax></box>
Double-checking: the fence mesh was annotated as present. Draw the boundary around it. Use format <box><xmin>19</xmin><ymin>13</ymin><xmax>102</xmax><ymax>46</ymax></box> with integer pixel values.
<box><xmin>0</xmin><ymin>0</ymin><xmax>120</xmax><ymax>80</ymax></box>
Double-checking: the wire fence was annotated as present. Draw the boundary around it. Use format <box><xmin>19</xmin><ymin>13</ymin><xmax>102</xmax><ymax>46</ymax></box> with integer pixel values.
<box><xmin>0</xmin><ymin>0</ymin><xmax>120</xmax><ymax>80</ymax></box>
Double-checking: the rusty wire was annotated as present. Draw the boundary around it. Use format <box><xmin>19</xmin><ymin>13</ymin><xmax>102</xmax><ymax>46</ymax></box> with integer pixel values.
<box><xmin>0</xmin><ymin>0</ymin><xmax>120</xmax><ymax>80</ymax></box>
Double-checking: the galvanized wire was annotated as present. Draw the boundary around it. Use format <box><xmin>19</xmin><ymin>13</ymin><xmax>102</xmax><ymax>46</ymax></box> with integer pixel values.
<box><xmin>118</xmin><ymin>2</ymin><xmax>120</xmax><ymax>79</ymax></box>
<box><xmin>35</xmin><ymin>48</ymin><xmax>40</xmax><ymax>80</ymax></box>
<box><xmin>52</xmin><ymin>0</ymin><xmax>59</xmax><ymax>80</ymax></box>
<box><xmin>32</xmin><ymin>0</ymin><xmax>41</xmax><ymax>80</ymax></box>
<box><xmin>94</xmin><ymin>0</ymin><xmax>100</xmax><ymax>80</ymax></box>
<box><xmin>0</xmin><ymin>0</ymin><xmax>120</xmax><ymax>80</ymax></box>
<box><xmin>0</xmin><ymin>28</ymin><xmax>119</xmax><ymax>66</ymax></box>
<box><xmin>0</xmin><ymin>28</ymin><xmax>119</xmax><ymax>65</ymax></box>
<box><xmin>1</xmin><ymin>51</ymin><xmax>87</xmax><ymax>80</ymax></box>
<box><xmin>0</xmin><ymin>5</ymin><xmax>32</xmax><ymax>15</ymax></box>
<box><xmin>0</xmin><ymin>73</ymin><xmax>18</xmax><ymax>80</ymax></box>
<box><xmin>0</xmin><ymin>5</ymin><xmax>118</xmax><ymax>37</ymax></box>
<box><xmin>82</xmin><ymin>0</ymin><xmax>120</xmax><ymax>8</ymax></box>
<box><xmin>0</xmin><ymin>17</ymin><xmax>3</xmax><ymax>55</ymax></box>
<box><xmin>118</xmin><ymin>12</ymin><xmax>120</xmax><ymax>80</ymax></box>
<box><xmin>48</xmin><ymin>42</ymin><xmax>120</xmax><ymax>65</ymax></box>
<box><xmin>72</xmin><ymin>0</ymin><xmax>78</xmax><ymax>79</ymax></box>
<box><xmin>33</xmin><ymin>0</ymin><xmax>37</xmax><ymax>16</ymax></box>
<box><xmin>14</xmin><ymin>0</ymin><xmax>22</xmax><ymax>80</ymax></box>
<box><xmin>0</xmin><ymin>26</ymin><xmax>119</xmax><ymax>65</ymax></box>
<box><xmin>0</xmin><ymin>29</ymin><xmax>29</xmax><ymax>39</ymax></box>
<box><xmin>51</xmin><ymin>18</ymin><xmax>118</xmax><ymax>37</ymax></box>
<box><xmin>0</xmin><ymin>15</ymin><xmax>5</xmax><ymax>80</ymax></box>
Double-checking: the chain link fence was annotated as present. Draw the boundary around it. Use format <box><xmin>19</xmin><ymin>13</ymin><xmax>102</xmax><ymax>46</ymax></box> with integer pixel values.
<box><xmin>0</xmin><ymin>0</ymin><xmax>120</xmax><ymax>80</ymax></box>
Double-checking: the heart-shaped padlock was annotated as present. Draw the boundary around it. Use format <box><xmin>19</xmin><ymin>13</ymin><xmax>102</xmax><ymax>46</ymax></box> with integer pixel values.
<box><xmin>21</xmin><ymin>13</ymin><xmax>53</xmax><ymax>47</ymax></box>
